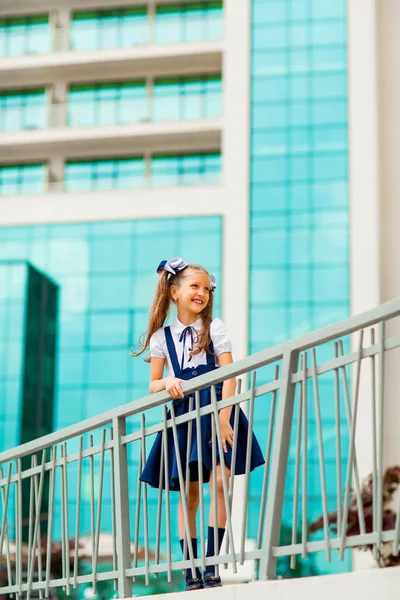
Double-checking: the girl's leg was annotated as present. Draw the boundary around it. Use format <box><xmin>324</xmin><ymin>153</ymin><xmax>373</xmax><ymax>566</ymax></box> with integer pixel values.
<box><xmin>209</xmin><ymin>464</ymin><xmax>230</xmax><ymax>528</ymax></box>
<box><xmin>205</xmin><ymin>465</ymin><xmax>230</xmax><ymax>582</ymax></box>
<box><xmin>178</xmin><ymin>481</ymin><xmax>202</xmax><ymax>585</ymax></box>
<box><xmin>178</xmin><ymin>481</ymin><xmax>199</xmax><ymax>539</ymax></box>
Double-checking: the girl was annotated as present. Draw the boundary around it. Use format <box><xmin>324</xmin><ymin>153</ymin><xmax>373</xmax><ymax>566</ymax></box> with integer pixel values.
<box><xmin>133</xmin><ymin>257</ymin><xmax>264</xmax><ymax>590</ymax></box>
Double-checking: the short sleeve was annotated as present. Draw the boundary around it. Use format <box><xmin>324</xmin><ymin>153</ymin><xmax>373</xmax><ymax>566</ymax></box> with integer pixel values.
<box><xmin>210</xmin><ymin>318</ymin><xmax>232</xmax><ymax>356</ymax></box>
<box><xmin>149</xmin><ymin>329</ymin><xmax>166</xmax><ymax>359</ymax></box>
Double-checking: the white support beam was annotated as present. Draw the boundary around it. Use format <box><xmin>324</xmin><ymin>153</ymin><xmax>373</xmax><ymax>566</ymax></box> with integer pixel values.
<box><xmin>348</xmin><ymin>0</ymin><xmax>380</xmax><ymax>318</ymax></box>
<box><xmin>0</xmin><ymin>42</ymin><xmax>222</xmax><ymax>90</ymax></box>
<box><xmin>0</xmin><ymin>119</ymin><xmax>222</xmax><ymax>163</ymax></box>
<box><xmin>0</xmin><ymin>186</ymin><xmax>226</xmax><ymax>226</ymax></box>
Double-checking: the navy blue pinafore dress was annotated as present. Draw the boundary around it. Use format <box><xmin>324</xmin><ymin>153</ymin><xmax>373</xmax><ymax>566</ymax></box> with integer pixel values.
<box><xmin>140</xmin><ymin>326</ymin><xmax>265</xmax><ymax>491</ymax></box>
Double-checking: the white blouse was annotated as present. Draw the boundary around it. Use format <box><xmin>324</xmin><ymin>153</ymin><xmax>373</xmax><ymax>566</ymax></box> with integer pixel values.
<box><xmin>150</xmin><ymin>317</ymin><xmax>232</xmax><ymax>377</ymax></box>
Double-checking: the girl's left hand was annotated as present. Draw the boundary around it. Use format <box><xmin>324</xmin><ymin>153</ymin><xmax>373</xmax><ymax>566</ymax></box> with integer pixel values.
<box><xmin>219</xmin><ymin>417</ymin><xmax>234</xmax><ymax>453</ymax></box>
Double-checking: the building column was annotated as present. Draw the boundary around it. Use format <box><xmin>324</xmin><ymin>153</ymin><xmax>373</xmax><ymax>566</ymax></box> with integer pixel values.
<box><xmin>48</xmin><ymin>157</ymin><xmax>65</xmax><ymax>193</ymax></box>
<box><xmin>49</xmin><ymin>81</ymin><xmax>68</xmax><ymax>128</ymax></box>
<box><xmin>375</xmin><ymin>0</ymin><xmax>400</xmax><ymax>469</ymax></box>
<box><xmin>221</xmin><ymin>0</ymin><xmax>252</xmax><ymax>582</ymax></box>
<box><xmin>51</xmin><ymin>8</ymin><xmax>71</xmax><ymax>53</ymax></box>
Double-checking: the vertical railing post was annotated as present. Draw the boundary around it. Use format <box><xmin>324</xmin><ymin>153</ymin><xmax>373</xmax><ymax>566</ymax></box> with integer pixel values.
<box><xmin>259</xmin><ymin>349</ymin><xmax>300</xmax><ymax>579</ymax></box>
<box><xmin>112</xmin><ymin>416</ymin><xmax>132</xmax><ymax>598</ymax></box>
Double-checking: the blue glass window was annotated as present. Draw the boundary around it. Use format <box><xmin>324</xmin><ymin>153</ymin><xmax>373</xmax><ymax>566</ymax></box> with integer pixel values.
<box><xmin>153</xmin><ymin>76</ymin><xmax>222</xmax><ymax>121</ymax></box>
<box><xmin>65</xmin><ymin>154</ymin><xmax>221</xmax><ymax>191</ymax></box>
<box><xmin>67</xmin><ymin>76</ymin><xmax>222</xmax><ymax>127</ymax></box>
<box><xmin>71</xmin><ymin>7</ymin><xmax>149</xmax><ymax>51</ymax></box>
<box><xmin>0</xmin><ymin>164</ymin><xmax>46</xmax><ymax>196</ymax></box>
<box><xmin>155</xmin><ymin>2</ymin><xmax>223</xmax><ymax>44</ymax></box>
<box><xmin>151</xmin><ymin>153</ymin><xmax>221</xmax><ymax>187</ymax></box>
<box><xmin>0</xmin><ymin>15</ymin><xmax>50</xmax><ymax>57</ymax></box>
<box><xmin>0</xmin><ymin>89</ymin><xmax>46</xmax><ymax>132</ymax></box>
<box><xmin>68</xmin><ymin>82</ymin><xmax>148</xmax><ymax>127</ymax></box>
<box><xmin>65</xmin><ymin>158</ymin><xmax>146</xmax><ymax>192</ymax></box>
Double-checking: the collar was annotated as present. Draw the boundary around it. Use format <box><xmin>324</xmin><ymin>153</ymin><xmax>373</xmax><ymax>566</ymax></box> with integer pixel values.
<box><xmin>170</xmin><ymin>316</ymin><xmax>202</xmax><ymax>336</ymax></box>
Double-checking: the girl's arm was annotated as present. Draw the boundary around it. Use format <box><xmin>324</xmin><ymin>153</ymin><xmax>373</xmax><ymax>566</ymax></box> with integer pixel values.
<box><xmin>149</xmin><ymin>357</ymin><xmax>185</xmax><ymax>399</ymax></box>
<box><xmin>217</xmin><ymin>352</ymin><xmax>236</xmax><ymax>452</ymax></box>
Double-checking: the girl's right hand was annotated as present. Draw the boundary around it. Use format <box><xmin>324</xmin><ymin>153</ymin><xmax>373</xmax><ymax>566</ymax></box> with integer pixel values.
<box><xmin>165</xmin><ymin>376</ymin><xmax>185</xmax><ymax>399</ymax></box>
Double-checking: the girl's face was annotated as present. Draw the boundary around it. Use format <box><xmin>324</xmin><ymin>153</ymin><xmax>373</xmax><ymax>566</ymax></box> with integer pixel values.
<box><xmin>171</xmin><ymin>270</ymin><xmax>211</xmax><ymax>315</ymax></box>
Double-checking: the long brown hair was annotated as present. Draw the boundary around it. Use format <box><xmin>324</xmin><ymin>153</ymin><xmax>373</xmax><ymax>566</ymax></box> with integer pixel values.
<box><xmin>131</xmin><ymin>265</ymin><xmax>215</xmax><ymax>362</ymax></box>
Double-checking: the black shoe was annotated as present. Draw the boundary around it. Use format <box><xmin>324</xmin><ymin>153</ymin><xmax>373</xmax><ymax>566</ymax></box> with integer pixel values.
<box><xmin>185</xmin><ymin>576</ymin><xmax>204</xmax><ymax>591</ymax></box>
<box><xmin>204</xmin><ymin>573</ymin><xmax>222</xmax><ymax>588</ymax></box>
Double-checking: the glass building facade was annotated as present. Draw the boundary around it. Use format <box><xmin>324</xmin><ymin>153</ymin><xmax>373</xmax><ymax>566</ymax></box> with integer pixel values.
<box><xmin>0</xmin><ymin>218</ymin><xmax>222</xmax><ymax>426</ymax></box>
<box><xmin>249</xmin><ymin>0</ymin><xmax>350</xmax><ymax>575</ymax></box>
<box><xmin>0</xmin><ymin>14</ymin><xmax>50</xmax><ymax>57</ymax></box>
<box><xmin>0</xmin><ymin>0</ymin><xmax>353</xmax><ymax>585</ymax></box>
<box><xmin>0</xmin><ymin>261</ymin><xmax>58</xmax><ymax>453</ymax></box>
<box><xmin>70</xmin><ymin>2</ymin><xmax>223</xmax><ymax>50</ymax></box>
<box><xmin>0</xmin><ymin>164</ymin><xmax>46</xmax><ymax>196</ymax></box>
<box><xmin>0</xmin><ymin>88</ymin><xmax>46</xmax><ymax>132</ymax></box>
<box><xmin>0</xmin><ymin>2</ymin><xmax>222</xmax><ymax>57</ymax></box>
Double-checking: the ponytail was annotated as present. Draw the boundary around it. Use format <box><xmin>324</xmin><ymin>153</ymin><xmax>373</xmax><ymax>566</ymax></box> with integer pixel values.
<box><xmin>131</xmin><ymin>271</ymin><xmax>172</xmax><ymax>361</ymax></box>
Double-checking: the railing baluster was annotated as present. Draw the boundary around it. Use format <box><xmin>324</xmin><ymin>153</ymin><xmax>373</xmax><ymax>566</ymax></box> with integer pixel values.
<box><xmin>224</xmin><ymin>378</ymin><xmax>241</xmax><ymax>567</ymax></box>
<box><xmin>154</xmin><ymin>428</ymin><xmax>165</xmax><ymax>577</ymax></box>
<box><xmin>183</xmin><ymin>396</ymin><xmax>194</xmax><ymax>572</ymax></box>
<box><xmin>16</xmin><ymin>458</ymin><xmax>22</xmax><ymax>600</ymax></box>
<box><xmin>301</xmin><ymin>353</ymin><xmax>308</xmax><ymax>560</ymax></box>
<box><xmin>339</xmin><ymin>331</ymin><xmax>365</xmax><ymax>560</ymax></box>
<box><xmin>337</xmin><ymin>340</ymin><xmax>365</xmax><ymax>543</ymax></box>
<box><xmin>32</xmin><ymin>453</ymin><xmax>44</xmax><ymax>599</ymax></box>
<box><xmin>93</xmin><ymin>430</ymin><xmax>106</xmax><ymax>594</ymax></box>
<box><xmin>334</xmin><ymin>343</ymin><xmax>342</xmax><ymax>539</ymax></box>
<box><xmin>290</xmin><ymin>369</ymin><xmax>303</xmax><ymax>570</ymax></box>
<box><xmin>240</xmin><ymin>372</ymin><xmax>256</xmax><ymax>566</ymax></box>
<box><xmin>27</xmin><ymin>451</ymin><xmax>46</xmax><ymax>600</ymax></box>
<box><xmin>311</xmin><ymin>348</ymin><xmax>331</xmax><ymax>563</ymax></box>
<box><xmin>260</xmin><ymin>349</ymin><xmax>300</xmax><ymax>580</ymax></box>
<box><xmin>211</xmin><ymin>385</ymin><xmax>237</xmax><ymax>573</ymax></box>
<box><xmin>140</xmin><ymin>415</ymin><xmax>150</xmax><ymax>586</ymax></box>
<box><xmin>162</xmin><ymin>406</ymin><xmax>172</xmax><ymax>583</ymax></box>
<box><xmin>0</xmin><ymin>465</ymin><xmax>13</xmax><ymax>592</ymax></box>
<box><xmin>195</xmin><ymin>390</ymin><xmax>206</xmax><ymax>574</ymax></box>
<box><xmin>169</xmin><ymin>402</ymin><xmax>196</xmax><ymax>579</ymax></box>
<box><xmin>45</xmin><ymin>446</ymin><xmax>56</xmax><ymax>598</ymax></box>
<box><xmin>377</xmin><ymin>322</ymin><xmax>385</xmax><ymax>555</ymax></box>
<box><xmin>338</xmin><ymin>336</ymin><xmax>367</xmax><ymax>543</ymax></box>
<box><xmin>133</xmin><ymin>433</ymin><xmax>142</xmax><ymax>579</ymax></box>
<box><xmin>369</xmin><ymin>329</ymin><xmax>379</xmax><ymax>559</ymax></box>
<box><xmin>112</xmin><ymin>416</ymin><xmax>132</xmax><ymax>598</ymax></box>
<box><xmin>73</xmin><ymin>437</ymin><xmax>83</xmax><ymax>590</ymax></box>
<box><xmin>27</xmin><ymin>457</ymin><xmax>35</xmax><ymax>589</ymax></box>
<box><xmin>256</xmin><ymin>366</ymin><xmax>279</xmax><ymax>571</ymax></box>
<box><xmin>211</xmin><ymin>400</ymin><xmax>219</xmax><ymax>577</ymax></box>
<box><xmin>109</xmin><ymin>428</ymin><xmax>118</xmax><ymax>592</ymax></box>
<box><xmin>61</xmin><ymin>443</ymin><xmax>70</xmax><ymax>595</ymax></box>
<box><xmin>89</xmin><ymin>435</ymin><xmax>95</xmax><ymax>587</ymax></box>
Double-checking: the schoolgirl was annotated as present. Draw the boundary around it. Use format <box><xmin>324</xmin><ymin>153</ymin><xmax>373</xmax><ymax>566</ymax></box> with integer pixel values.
<box><xmin>133</xmin><ymin>257</ymin><xmax>264</xmax><ymax>590</ymax></box>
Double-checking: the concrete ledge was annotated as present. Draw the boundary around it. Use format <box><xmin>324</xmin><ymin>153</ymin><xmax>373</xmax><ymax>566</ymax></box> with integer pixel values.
<box><xmin>133</xmin><ymin>566</ymin><xmax>400</xmax><ymax>600</ymax></box>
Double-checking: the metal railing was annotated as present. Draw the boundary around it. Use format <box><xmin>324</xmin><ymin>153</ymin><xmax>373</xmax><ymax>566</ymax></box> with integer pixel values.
<box><xmin>0</xmin><ymin>298</ymin><xmax>400</xmax><ymax>598</ymax></box>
